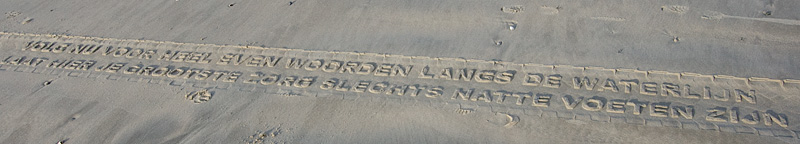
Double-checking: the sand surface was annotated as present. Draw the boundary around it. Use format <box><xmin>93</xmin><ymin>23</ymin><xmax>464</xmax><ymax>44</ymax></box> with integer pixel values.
<box><xmin>1</xmin><ymin>0</ymin><xmax>799</xmax><ymax>143</ymax></box>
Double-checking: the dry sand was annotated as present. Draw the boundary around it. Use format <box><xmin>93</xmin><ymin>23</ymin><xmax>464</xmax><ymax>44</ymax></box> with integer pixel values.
<box><xmin>1</xmin><ymin>0</ymin><xmax>799</xmax><ymax>143</ymax></box>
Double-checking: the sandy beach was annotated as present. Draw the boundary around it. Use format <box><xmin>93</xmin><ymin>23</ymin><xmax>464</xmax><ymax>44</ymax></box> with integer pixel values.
<box><xmin>1</xmin><ymin>0</ymin><xmax>799</xmax><ymax>143</ymax></box>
